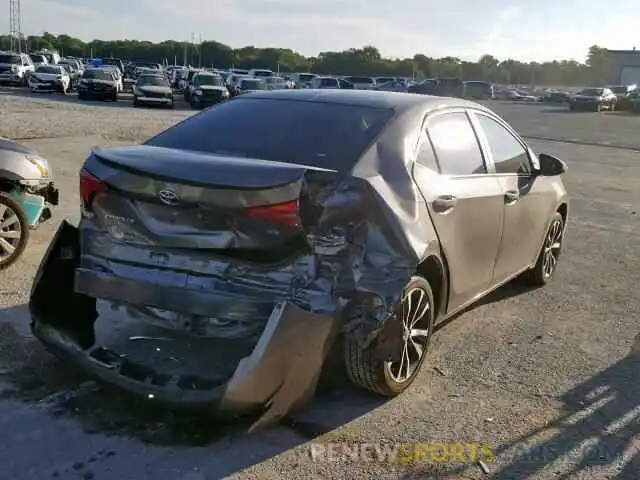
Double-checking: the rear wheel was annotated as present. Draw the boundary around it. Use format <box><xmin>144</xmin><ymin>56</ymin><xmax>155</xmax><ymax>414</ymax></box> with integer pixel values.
<box><xmin>525</xmin><ymin>212</ymin><xmax>564</xmax><ymax>286</ymax></box>
<box><xmin>0</xmin><ymin>193</ymin><xmax>29</xmax><ymax>270</ymax></box>
<box><xmin>344</xmin><ymin>275</ymin><xmax>434</xmax><ymax>396</ymax></box>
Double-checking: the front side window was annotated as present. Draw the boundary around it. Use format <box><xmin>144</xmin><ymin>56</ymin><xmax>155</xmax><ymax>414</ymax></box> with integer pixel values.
<box><xmin>427</xmin><ymin>112</ymin><xmax>486</xmax><ymax>175</ymax></box>
<box><xmin>475</xmin><ymin>114</ymin><xmax>531</xmax><ymax>175</ymax></box>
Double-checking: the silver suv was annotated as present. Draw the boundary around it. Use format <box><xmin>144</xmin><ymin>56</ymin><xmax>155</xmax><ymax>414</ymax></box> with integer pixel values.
<box><xmin>0</xmin><ymin>52</ymin><xmax>34</xmax><ymax>85</ymax></box>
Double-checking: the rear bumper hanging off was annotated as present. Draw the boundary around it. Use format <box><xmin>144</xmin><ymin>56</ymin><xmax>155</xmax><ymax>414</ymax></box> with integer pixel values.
<box><xmin>29</xmin><ymin>221</ymin><xmax>339</xmax><ymax>429</ymax></box>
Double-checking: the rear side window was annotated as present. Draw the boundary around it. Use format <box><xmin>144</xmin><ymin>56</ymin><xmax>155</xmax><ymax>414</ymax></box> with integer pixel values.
<box><xmin>146</xmin><ymin>98</ymin><xmax>395</xmax><ymax>173</ymax></box>
<box><xmin>427</xmin><ymin>112</ymin><xmax>486</xmax><ymax>175</ymax></box>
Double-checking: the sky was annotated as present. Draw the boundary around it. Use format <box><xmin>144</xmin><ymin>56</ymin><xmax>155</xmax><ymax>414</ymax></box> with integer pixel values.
<box><xmin>17</xmin><ymin>0</ymin><xmax>640</xmax><ymax>63</ymax></box>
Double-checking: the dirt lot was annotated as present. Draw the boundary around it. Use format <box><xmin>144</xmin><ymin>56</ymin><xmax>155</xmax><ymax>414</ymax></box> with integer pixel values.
<box><xmin>0</xmin><ymin>89</ymin><xmax>639</xmax><ymax>480</ymax></box>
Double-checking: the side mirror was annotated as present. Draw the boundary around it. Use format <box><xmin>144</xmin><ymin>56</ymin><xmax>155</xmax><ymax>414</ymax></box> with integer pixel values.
<box><xmin>537</xmin><ymin>153</ymin><xmax>567</xmax><ymax>176</ymax></box>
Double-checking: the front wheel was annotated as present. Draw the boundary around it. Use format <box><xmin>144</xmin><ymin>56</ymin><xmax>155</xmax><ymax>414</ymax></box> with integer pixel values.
<box><xmin>525</xmin><ymin>212</ymin><xmax>564</xmax><ymax>286</ymax></box>
<box><xmin>0</xmin><ymin>193</ymin><xmax>30</xmax><ymax>270</ymax></box>
<box><xmin>344</xmin><ymin>275</ymin><xmax>435</xmax><ymax>396</ymax></box>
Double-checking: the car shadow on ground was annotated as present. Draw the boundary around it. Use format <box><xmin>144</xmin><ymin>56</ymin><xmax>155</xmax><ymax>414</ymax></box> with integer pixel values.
<box><xmin>404</xmin><ymin>333</ymin><xmax>640</xmax><ymax>479</ymax></box>
<box><xmin>0</xmin><ymin>86</ymin><xmax>193</xmax><ymax>112</ymax></box>
<box><xmin>0</xmin><ymin>303</ymin><xmax>388</xmax><ymax>474</ymax></box>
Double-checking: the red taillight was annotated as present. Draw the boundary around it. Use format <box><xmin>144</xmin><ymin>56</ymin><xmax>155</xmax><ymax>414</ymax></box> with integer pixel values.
<box><xmin>244</xmin><ymin>199</ymin><xmax>301</xmax><ymax>228</ymax></box>
<box><xmin>79</xmin><ymin>168</ymin><xmax>107</xmax><ymax>211</ymax></box>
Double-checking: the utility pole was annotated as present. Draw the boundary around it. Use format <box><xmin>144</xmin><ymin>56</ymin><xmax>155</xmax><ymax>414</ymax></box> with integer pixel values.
<box><xmin>9</xmin><ymin>0</ymin><xmax>23</xmax><ymax>52</ymax></box>
<box><xmin>198</xmin><ymin>33</ymin><xmax>202</xmax><ymax>68</ymax></box>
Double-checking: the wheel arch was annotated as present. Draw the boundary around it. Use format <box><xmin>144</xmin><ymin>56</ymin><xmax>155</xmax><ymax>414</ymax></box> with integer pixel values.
<box><xmin>416</xmin><ymin>251</ymin><xmax>449</xmax><ymax>320</ymax></box>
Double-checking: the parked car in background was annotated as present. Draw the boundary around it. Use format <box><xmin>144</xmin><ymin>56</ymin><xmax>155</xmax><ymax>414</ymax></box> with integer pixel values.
<box><xmin>102</xmin><ymin>65</ymin><xmax>124</xmax><ymax>92</ymax></box>
<box><xmin>0</xmin><ymin>137</ymin><xmax>58</xmax><ymax>270</ymax></box>
<box><xmin>569</xmin><ymin>87</ymin><xmax>617</xmax><ymax>112</ymax></box>
<box><xmin>248</xmin><ymin>68</ymin><xmax>274</xmax><ymax>78</ymax></box>
<box><xmin>291</xmin><ymin>72</ymin><xmax>317</xmax><ymax>88</ymax></box>
<box><xmin>77</xmin><ymin>68</ymin><xmax>119</xmax><ymax>102</ymax></box>
<box><xmin>29</xmin><ymin>90</ymin><xmax>568</xmax><ymax>424</ymax></box>
<box><xmin>28</xmin><ymin>54</ymin><xmax>49</xmax><ymax>68</ymax></box>
<box><xmin>542</xmin><ymin>91</ymin><xmax>571</xmax><ymax>104</ymax></box>
<box><xmin>101</xmin><ymin>57</ymin><xmax>125</xmax><ymax>74</ymax></box>
<box><xmin>188</xmin><ymin>72</ymin><xmax>230</xmax><ymax>108</ymax></box>
<box><xmin>133</xmin><ymin>74</ymin><xmax>174</xmax><ymax>108</ymax></box>
<box><xmin>0</xmin><ymin>52</ymin><xmax>34</xmax><ymax>85</ymax></box>
<box><xmin>310</xmin><ymin>76</ymin><xmax>354</xmax><ymax>89</ymax></box>
<box><xmin>233</xmin><ymin>77</ymin><xmax>267</xmax><ymax>96</ymax></box>
<box><xmin>343</xmin><ymin>76</ymin><xmax>376</xmax><ymax>90</ymax></box>
<box><xmin>617</xmin><ymin>89</ymin><xmax>640</xmax><ymax>111</ymax></box>
<box><xmin>463</xmin><ymin>81</ymin><xmax>494</xmax><ymax>100</ymax></box>
<box><xmin>373</xmin><ymin>79</ymin><xmax>409</xmax><ymax>92</ymax></box>
<box><xmin>32</xmin><ymin>50</ymin><xmax>60</xmax><ymax>65</ymax></box>
<box><xmin>28</xmin><ymin>65</ymin><xmax>71</xmax><ymax>94</ymax></box>
<box><xmin>264</xmin><ymin>76</ymin><xmax>288</xmax><ymax>90</ymax></box>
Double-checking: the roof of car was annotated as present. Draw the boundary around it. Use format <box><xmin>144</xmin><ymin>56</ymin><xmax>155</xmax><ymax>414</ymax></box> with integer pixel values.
<box><xmin>244</xmin><ymin>89</ymin><xmax>488</xmax><ymax>111</ymax></box>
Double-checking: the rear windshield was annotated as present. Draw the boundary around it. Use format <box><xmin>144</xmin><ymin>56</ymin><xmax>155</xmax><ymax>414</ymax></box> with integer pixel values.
<box><xmin>83</xmin><ymin>69</ymin><xmax>112</xmax><ymax>80</ymax></box>
<box><xmin>610</xmin><ymin>86</ymin><xmax>628</xmax><ymax>94</ymax></box>
<box><xmin>252</xmin><ymin>70</ymin><xmax>272</xmax><ymax>77</ymax></box>
<box><xmin>579</xmin><ymin>88</ymin><xmax>603</xmax><ymax>96</ymax></box>
<box><xmin>137</xmin><ymin>75</ymin><xmax>169</xmax><ymax>86</ymax></box>
<box><xmin>298</xmin><ymin>74</ymin><xmax>315</xmax><ymax>82</ymax></box>
<box><xmin>0</xmin><ymin>54</ymin><xmax>21</xmax><ymax>64</ymax></box>
<box><xmin>30</xmin><ymin>55</ymin><xmax>47</xmax><ymax>63</ymax></box>
<box><xmin>240</xmin><ymin>79</ymin><xmax>266</xmax><ymax>89</ymax></box>
<box><xmin>145</xmin><ymin>98</ymin><xmax>395</xmax><ymax>173</ymax></box>
<box><xmin>195</xmin><ymin>75</ymin><xmax>224</xmax><ymax>86</ymax></box>
<box><xmin>36</xmin><ymin>66</ymin><xmax>61</xmax><ymax>74</ymax></box>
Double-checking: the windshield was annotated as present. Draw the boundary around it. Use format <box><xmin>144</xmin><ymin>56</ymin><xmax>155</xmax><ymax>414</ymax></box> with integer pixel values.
<box><xmin>83</xmin><ymin>69</ymin><xmax>112</xmax><ymax>80</ymax></box>
<box><xmin>241</xmin><ymin>79</ymin><xmax>266</xmax><ymax>90</ymax></box>
<box><xmin>137</xmin><ymin>75</ymin><xmax>169</xmax><ymax>87</ymax></box>
<box><xmin>30</xmin><ymin>55</ymin><xmax>46</xmax><ymax>63</ymax></box>
<box><xmin>36</xmin><ymin>66</ymin><xmax>61</xmax><ymax>74</ymax></box>
<box><xmin>579</xmin><ymin>88</ymin><xmax>603</xmax><ymax>96</ymax></box>
<box><xmin>145</xmin><ymin>98</ymin><xmax>394</xmax><ymax>173</ymax></box>
<box><xmin>195</xmin><ymin>75</ymin><xmax>224</xmax><ymax>86</ymax></box>
<box><xmin>0</xmin><ymin>54</ymin><xmax>21</xmax><ymax>64</ymax></box>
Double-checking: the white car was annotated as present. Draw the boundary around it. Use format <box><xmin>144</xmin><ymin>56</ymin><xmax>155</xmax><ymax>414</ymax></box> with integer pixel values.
<box><xmin>102</xmin><ymin>66</ymin><xmax>124</xmax><ymax>92</ymax></box>
<box><xmin>28</xmin><ymin>65</ymin><xmax>71</xmax><ymax>93</ymax></box>
<box><xmin>0</xmin><ymin>52</ymin><xmax>34</xmax><ymax>85</ymax></box>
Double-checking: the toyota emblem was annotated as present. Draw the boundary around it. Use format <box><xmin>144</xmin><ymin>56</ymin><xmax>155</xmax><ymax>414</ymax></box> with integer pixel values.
<box><xmin>158</xmin><ymin>189</ymin><xmax>179</xmax><ymax>205</ymax></box>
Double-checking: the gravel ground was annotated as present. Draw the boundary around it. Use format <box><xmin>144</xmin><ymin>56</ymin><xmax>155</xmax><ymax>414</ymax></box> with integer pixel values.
<box><xmin>0</xmin><ymin>89</ymin><xmax>638</xmax><ymax>480</ymax></box>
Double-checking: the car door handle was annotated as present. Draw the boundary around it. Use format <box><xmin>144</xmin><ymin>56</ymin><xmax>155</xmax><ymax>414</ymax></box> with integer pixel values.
<box><xmin>505</xmin><ymin>190</ymin><xmax>520</xmax><ymax>203</ymax></box>
<box><xmin>432</xmin><ymin>195</ymin><xmax>457</xmax><ymax>212</ymax></box>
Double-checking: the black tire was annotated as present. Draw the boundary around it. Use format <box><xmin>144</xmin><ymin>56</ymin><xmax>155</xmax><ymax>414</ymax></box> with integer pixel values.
<box><xmin>111</xmin><ymin>93</ymin><xmax>118</xmax><ymax>102</ymax></box>
<box><xmin>190</xmin><ymin>101</ymin><xmax>201</xmax><ymax>110</ymax></box>
<box><xmin>78</xmin><ymin>92</ymin><xmax>85</xmax><ymax>100</ymax></box>
<box><xmin>133</xmin><ymin>97</ymin><xmax>140</xmax><ymax>107</ymax></box>
<box><xmin>525</xmin><ymin>212</ymin><xmax>564</xmax><ymax>286</ymax></box>
<box><xmin>344</xmin><ymin>275</ymin><xmax>435</xmax><ymax>396</ymax></box>
<box><xmin>0</xmin><ymin>192</ymin><xmax>30</xmax><ymax>271</ymax></box>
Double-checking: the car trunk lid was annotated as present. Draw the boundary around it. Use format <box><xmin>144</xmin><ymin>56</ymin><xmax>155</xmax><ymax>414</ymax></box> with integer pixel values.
<box><xmin>82</xmin><ymin>145</ymin><xmax>336</xmax><ymax>255</ymax></box>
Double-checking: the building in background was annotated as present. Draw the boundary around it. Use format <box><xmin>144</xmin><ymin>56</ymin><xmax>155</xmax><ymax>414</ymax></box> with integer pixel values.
<box><xmin>606</xmin><ymin>49</ymin><xmax>640</xmax><ymax>85</ymax></box>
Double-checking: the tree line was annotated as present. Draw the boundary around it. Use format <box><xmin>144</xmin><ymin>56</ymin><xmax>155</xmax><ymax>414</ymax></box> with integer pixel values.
<box><xmin>0</xmin><ymin>33</ymin><xmax>611</xmax><ymax>86</ymax></box>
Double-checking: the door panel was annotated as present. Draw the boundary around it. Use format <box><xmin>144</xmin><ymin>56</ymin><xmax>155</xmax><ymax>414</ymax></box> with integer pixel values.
<box><xmin>492</xmin><ymin>175</ymin><xmax>556</xmax><ymax>282</ymax></box>
<box><xmin>413</xmin><ymin>165</ymin><xmax>505</xmax><ymax>310</ymax></box>
<box><xmin>412</xmin><ymin>110</ymin><xmax>505</xmax><ymax>312</ymax></box>
<box><xmin>470</xmin><ymin>112</ymin><xmax>556</xmax><ymax>283</ymax></box>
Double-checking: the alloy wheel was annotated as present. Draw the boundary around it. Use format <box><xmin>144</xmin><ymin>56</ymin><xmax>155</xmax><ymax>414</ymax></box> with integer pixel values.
<box><xmin>387</xmin><ymin>286</ymin><xmax>431</xmax><ymax>383</ymax></box>
<box><xmin>0</xmin><ymin>202</ymin><xmax>23</xmax><ymax>261</ymax></box>
<box><xmin>543</xmin><ymin>219</ymin><xmax>563</xmax><ymax>278</ymax></box>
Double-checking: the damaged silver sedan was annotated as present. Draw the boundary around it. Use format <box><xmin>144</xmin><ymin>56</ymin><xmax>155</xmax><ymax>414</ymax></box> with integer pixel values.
<box><xmin>30</xmin><ymin>90</ymin><xmax>569</xmax><ymax>427</ymax></box>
